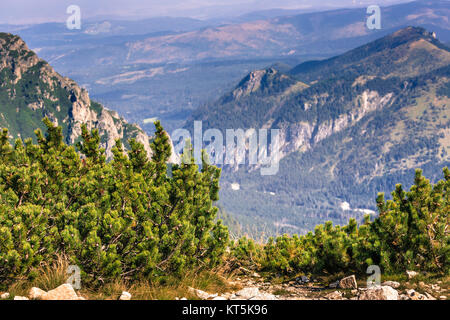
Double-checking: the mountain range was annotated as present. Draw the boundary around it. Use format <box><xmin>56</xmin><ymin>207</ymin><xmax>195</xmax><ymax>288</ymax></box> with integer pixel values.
<box><xmin>190</xmin><ymin>26</ymin><xmax>450</xmax><ymax>235</ymax></box>
<box><xmin>6</xmin><ymin>1</ymin><xmax>449</xmax><ymax>133</ymax></box>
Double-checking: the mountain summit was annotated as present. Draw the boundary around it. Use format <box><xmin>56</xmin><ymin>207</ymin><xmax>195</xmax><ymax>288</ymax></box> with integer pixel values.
<box><xmin>0</xmin><ymin>33</ymin><xmax>152</xmax><ymax>158</ymax></box>
<box><xmin>290</xmin><ymin>26</ymin><xmax>450</xmax><ymax>81</ymax></box>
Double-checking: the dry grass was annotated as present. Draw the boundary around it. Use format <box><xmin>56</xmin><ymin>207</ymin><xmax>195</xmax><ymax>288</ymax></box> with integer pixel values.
<box><xmin>2</xmin><ymin>259</ymin><xmax>240</xmax><ymax>300</ymax></box>
<box><xmin>77</xmin><ymin>266</ymin><xmax>240</xmax><ymax>300</ymax></box>
<box><xmin>5</xmin><ymin>255</ymin><xmax>69</xmax><ymax>298</ymax></box>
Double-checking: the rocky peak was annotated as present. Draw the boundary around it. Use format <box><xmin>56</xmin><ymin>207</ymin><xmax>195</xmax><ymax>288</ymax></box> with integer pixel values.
<box><xmin>227</xmin><ymin>67</ymin><xmax>295</xmax><ymax>101</ymax></box>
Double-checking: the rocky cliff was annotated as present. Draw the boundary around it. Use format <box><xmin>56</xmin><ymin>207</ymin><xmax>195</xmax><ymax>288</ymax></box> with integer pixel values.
<box><xmin>0</xmin><ymin>32</ymin><xmax>154</xmax><ymax>159</ymax></box>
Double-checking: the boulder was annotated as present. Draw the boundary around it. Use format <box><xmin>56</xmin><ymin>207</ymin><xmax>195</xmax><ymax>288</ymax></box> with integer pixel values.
<box><xmin>41</xmin><ymin>284</ymin><xmax>79</xmax><ymax>300</ymax></box>
<box><xmin>339</xmin><ymin>275</ymin><xmax>357</xmax><ymax>289</ymax></box>
<box><xmin>358</xmin><ymin>286</ymin><xmax>398</xmax><ymax>300</ymax></box>
<box><xmin>28</xmin><ymin>287</ymin><xmax>46</xmax><ymax>300</ymax></box>
<box><xmin>119</xmin><ymin>291</ymin><xmax>132</xmax><ymax>300</ymax></box>
<box><xmin>14</xmin><ymin>296</ymin><xmax>29</xmax><ymax>300</ymax></box>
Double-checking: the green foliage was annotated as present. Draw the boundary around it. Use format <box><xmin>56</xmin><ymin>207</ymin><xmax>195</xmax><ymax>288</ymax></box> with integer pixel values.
<box><xmin>0</xmin><ymin>119</ymin><xmax>228</xmax><ymax>284</ymax></box>
<box><xmin>373</xmin><ymin>169</ymin><xmax>449</xmax><ymax>273</ymax></box>
<box><xmin>233</xmin><ymin>169</ymin><xmax>449</xmax><ymax>275</ymax></box>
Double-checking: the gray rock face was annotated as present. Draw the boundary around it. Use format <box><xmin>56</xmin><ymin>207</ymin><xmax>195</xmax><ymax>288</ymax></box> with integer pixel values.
<box><xmin>358</xmin><ymin>286</ymin><xmax>398</xmax><ymax>300</ymax></box>
<box><xmin>339</xmin><ymin>275</ymin><xmax>357</xmax><ymax>289</ymax></box>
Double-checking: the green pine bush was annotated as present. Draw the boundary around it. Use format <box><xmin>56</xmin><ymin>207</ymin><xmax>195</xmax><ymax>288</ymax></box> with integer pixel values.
<box><xmin>232</xmin><ymin>168</ymin><xmax>449</xmax><ymax>276</ymax></box>
<box><xmin>0</xmin><ymin>119</ymin><xmax>228</xmax><ymax>284</ymax></box>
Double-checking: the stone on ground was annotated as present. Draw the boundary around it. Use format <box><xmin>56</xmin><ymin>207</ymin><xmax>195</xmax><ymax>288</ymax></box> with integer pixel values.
<box><xmin>41</xmin><ymin>284</ymin><xmax>79</xmax><ymax>300</ymax></box>
<box><xmin>28</xmin><ymin>287</ymin><xmax>46</xmax><ymax>300</ymax></box>
<box><xmin>406</xmin><ymin>270</ymin><xmax>418</xmax><ymax>279</ymax></box>
<box><xmin>325</xmin><ymin>291</ymin><xmax>343</xmax><ymax>300</ymax></box>
<box><xmin>358</xmin><ymin>286</ymin><xmax>398</xmax><ymax>300</ymax></box>
<box><xmin>188</xmin><ymin>287</ymin><xmax>211</xmax><ymax>300</ymax></box>
<box><xmin>339</xmin><ymin>275</ymin><xmax>357</xmax><ymax>289</ymax></box>
<box><xmin>381</xmin><ymin>281</ymin><xmax>400</xmax><ymax>289</ymax></box>
<box><xmin>1</xmin><ymin>292</ymin><xmax>10</xmax><ymax>299</ymax></box>
<box><xmin>235</xmin><ymin>287</ymin><xmax>260</xmax><ymax>299</ymax></box>
<box><xmin>119</xmin><ymin>291</ymin><xmax>132</xmax><ymax>300</ymax></box>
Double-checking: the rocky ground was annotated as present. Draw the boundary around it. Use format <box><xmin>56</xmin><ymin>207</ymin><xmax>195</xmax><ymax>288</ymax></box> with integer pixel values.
<box><xmin>182</xmin><ymin>270</ymin><xmax>449</xmax><ymax>301</ymax></box>
<box><xmin>0</xmin><ymin>271</ymin><xmax>448</xmax><ymax>301</ymax></box>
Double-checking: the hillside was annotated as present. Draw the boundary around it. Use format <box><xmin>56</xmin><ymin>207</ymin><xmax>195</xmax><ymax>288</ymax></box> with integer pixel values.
<box><xmin>189</xmin><ymin>27</ymin><xmax>450</xmax><ymax>234</ymax></box>
<box><xmin>0</xmin><ymin>33</ymin><xmax>152</xmax><ymax>158</ymax></box>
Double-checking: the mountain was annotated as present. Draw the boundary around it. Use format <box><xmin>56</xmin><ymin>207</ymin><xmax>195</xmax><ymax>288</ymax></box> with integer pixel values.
<box><xmin>10</xmin><ymin>1</ymin><xmax>449</xmax><ymax>134</ymax></box>
<box><xmin>189</xmin><ymin>26</ymin><xmax>450</xmax><ymax>235</ymax></box>
<box><xmin>0</xmin><ymin>32</ymin><xmax>152</xmax><ymax>158</ymax></box>
<box><xmin>126</xmin><ymin>0</ymin><xmax>450</xmax><ymax>64</ymax></box>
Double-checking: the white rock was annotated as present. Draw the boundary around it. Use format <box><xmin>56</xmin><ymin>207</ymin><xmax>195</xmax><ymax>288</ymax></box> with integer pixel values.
<box><xmin>431</xmin><ymin>284</ymin><xmax>441</xmax><ymax>291</ymax></box>
<box><xmin>406</xmin><ymin>270</ymin><xmax>418</xmax><ymax>279</ymax></box>
<box><xmin>358</xmin><ymin>286</ymin><xmax>398</xmax><ymax>300</ymax></box>
<box><xmin>41</xmin><ymin>284</ymin><xmax>79</xmax><ymax>300</ymax></box>
<box><xmin>188</xmin><ymin>287</ymin><xmax>211</xmax><ymax>300</ymax></box>
<box><xmin>235</xmin><ymin>287</ymin><xmax>259</xmax><ymax>299</ymax></box>
<box><xmin>0</xmin><ymin>292</ymin><xmax>10</xmax><ymax>299</ymax></box>
<box><xmin>382</xmin><ymin>281</ymin><xmax>400</xmax><ymax>289</ymax></box>
<box><xmin>28</xmin><ymin>287</ymin><xmax>46</xmax><ymax>300</ymax></box>
<box><xmin>251</xmin><ymin>292</ymin><xmax>277</xmax><ymax>300</ymax></box>
<box><xmin>212</xmin><ymin>296</ymin><xmax>227</xmax><ymax>300</ymax></box>
<box><xmin>439</xmin><ymin>296</ymin><xmax>447</xmax><ymax>300</ymax></box>
<box><xmin>119</xmin><ymin>291</ymin><xmax>132</xmax><ymax>300</ymax></box>
<box><xmin>180</xmin><ymin>297</ymin><xmax>187</xmax><ymax>300</ymax></box>
<box><xmin>14</xmin><ymin>296</ymin><xmax>29</xmax><ymax>300</ymax></box>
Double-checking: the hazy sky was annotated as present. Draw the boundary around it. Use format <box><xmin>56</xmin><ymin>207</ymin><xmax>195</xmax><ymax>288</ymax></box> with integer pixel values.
<box><xmin>0</xmin><ymin>0</ymin><xmax>414</xmax><ymax>24</ymax></box>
